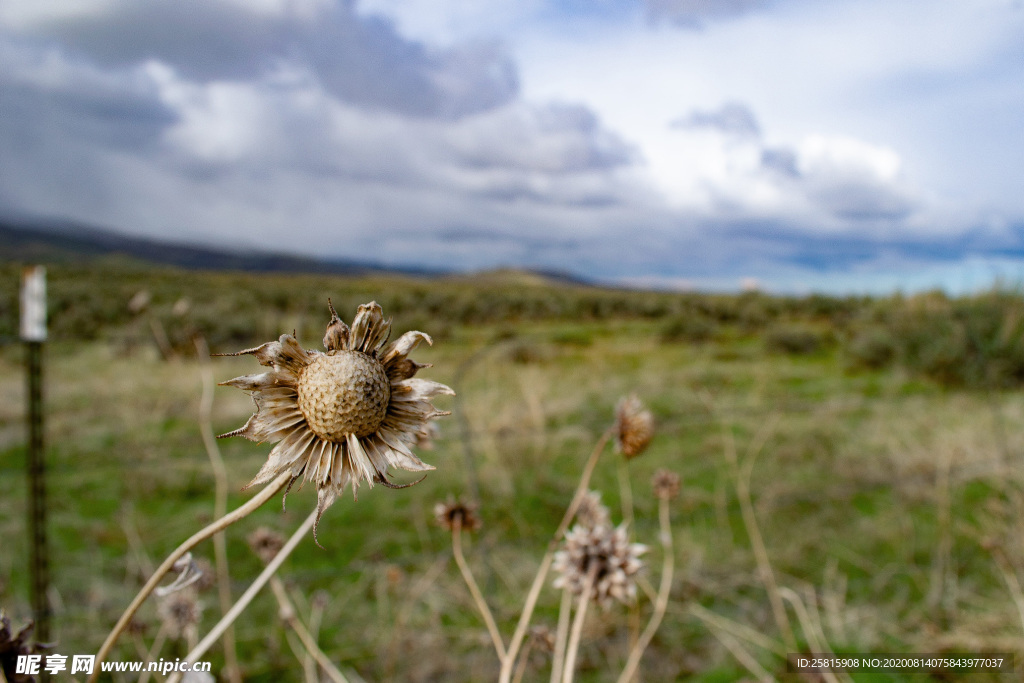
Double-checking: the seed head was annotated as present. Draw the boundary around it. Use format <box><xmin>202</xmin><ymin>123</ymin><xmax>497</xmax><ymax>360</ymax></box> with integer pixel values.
<box><xmin>529</xmin><ymin>625</ymin><xmax>556</xmax><ymax>654</ymax></box>
<box><xmin>615</xmin><ymin>394</ymin><xmax>654</xmax><ymax>459</ymax></box>
<box><xmin>575</xmin><ymin>490</ymin><xmax>611</xmax><ymax>529</ymax></box>
<box><xmin>248</xmin><ymin>527</ymin><xmax>287</xmax><ymax>565</ymax></box>
<box><xmin>158</xmin><ymin>590</ymin><xmax>202</xmax><ymax>640</ymax></box>
<box><xmin>652</xmin><ymin>468</ymin><xmax>681</xmax><ymax>501</ymax></box>
<box><xmin>217</xmin><ymin>300</ymin><xmax>454</xmax><ymax>546</ymax></box>
<box><xmin>553</xmin><ymin>523</ymin><xmax>647</xmax><ymax>608</ymax></box>
<box><xmin>434</xmin><ymin>496</ymin><xmax>482</xmax><ymax>533</ymax></box>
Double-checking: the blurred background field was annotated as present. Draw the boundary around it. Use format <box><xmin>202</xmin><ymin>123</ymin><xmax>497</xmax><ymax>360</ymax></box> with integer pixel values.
<box><xmin>3</xmin><ymin>262</ymin><xmax>1024</xmax><ymax>681</ymax></box>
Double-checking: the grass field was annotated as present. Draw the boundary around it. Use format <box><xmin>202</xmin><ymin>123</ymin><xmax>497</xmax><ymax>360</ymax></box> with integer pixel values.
<box><xmin>2</xmin><ymin>264</ymin><xmax>1024</xmax><ymax>681</ymax></box>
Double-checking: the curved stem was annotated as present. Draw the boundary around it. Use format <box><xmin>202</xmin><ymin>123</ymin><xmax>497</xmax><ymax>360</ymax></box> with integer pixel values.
<box><xmin>270</xmin><ymin>575</ymin><xmax>349</xmax><ymax>683</ymax></box>
<box><xmin>549</xmin><ymin>587</ymin><xmax>572</xmax><ymax>683</ymax></box>
<box><xmin>561</xmin><ymin>566</ymin><xmax>598</xmax><ymax>683</ymax></box>
<box><xmin>499</xmin><ymin>426</ymin><xmax>613</xmax><ymax>683</ymax></box>
<box><xmin>195</xmin><ymin>336</ymin><xmax>242</xmax><ymax>683</ymax></box>
<box><xmin>617</xmin><ymin>496</ymin><xmax>674</xmax><ymax>683</ymax></box>
<box><xmin>452</xmin><ymin>519</ymin><xmax>507</xmax><ymax>660</ymax></box>
<box><xmin>168</xmin><ymin>508</ymin><xmax>318</xmax><ymax>682</ymax></box>
<box><xmin>89</xmin><ymin>471</ymin><xmax>291</xmax><ymax>682</ymax></box>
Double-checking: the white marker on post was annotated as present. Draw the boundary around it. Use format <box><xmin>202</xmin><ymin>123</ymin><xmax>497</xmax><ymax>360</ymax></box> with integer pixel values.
<box><xmin>21</xmin><ymin>266</ymin><xmax>47</xmax><ymax>342</ymax></box>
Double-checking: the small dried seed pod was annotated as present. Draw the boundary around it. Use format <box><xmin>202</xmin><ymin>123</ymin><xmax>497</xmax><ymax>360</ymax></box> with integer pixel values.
<box><xmin>615</xmin><ymin>394</ymin><xmax>654</xmax><ymax>459</ymax></box>
<box><xmin>248</xmin><ymin>527</ymin><xmax>287</xmax><ymax>565</ymax></box>
<box><xmin>651</xmin><ymin>468</ymin><xmax>681</xmax><ymax>501</ymax></box>
<box><xmin>575</xmin><ymin>490</ymin><xmax>611</xmax><ymax>529</ymax></box>
<box><xmin>434</xmin><ymin>496</ymin><xmax>482</xmax><ymax>533</ymax></box>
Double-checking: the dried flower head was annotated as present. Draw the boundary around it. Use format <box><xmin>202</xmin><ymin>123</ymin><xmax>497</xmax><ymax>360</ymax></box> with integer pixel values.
<box><xmin>157</xmin><ymin>590</ymin><xmax>202</xmax><ymax>640</ymax></box>
<box><xmin>615</xmin><ymin>394</ymin><xmax>654</xmax><ymax>459</ymax></box>
<box><xmin>651</xmin><ymin>468</ymin><xmax>681</xmax><ymax>501</ymax></box>
<box><xmin>553</xmin><ymin>524</ymin><xmax>647</xmax><ymax>608</ymax></box>
<box><xmin>529</xmin><ymin>625</ymin><xmax>556</xmax><ymax>654</ymax></box>
<box><xmin>218</xmin><ymin>300</ymin><xmax>454</xmax><ymax>543</ymax></box>
<box><xmin>248</xmin><ymin>527</ymin><xmax>287</xmax><ymax>565</ymax></box>
<box><xmin>1</xmin><ymin>612</ymin><xmax>49</xmax><ymax>683</ymax></box>
<box><xmin>434</xmin><ymin>496</ymin><xmax>482</xmax><ymax>533</ymax></box>
<box><xmin>575</xmin><ymin>490</ymin><xmax>611</xmax><ymax>529</ymax></box>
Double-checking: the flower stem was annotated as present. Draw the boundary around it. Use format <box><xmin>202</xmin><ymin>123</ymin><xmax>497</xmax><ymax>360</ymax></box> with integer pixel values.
<box><xmin>561</xmin><ymin>566</ymin><xmax>598</xmax><ymax>683</ymax></box>
<box><xmin>89</xmin><ymin>471</ymin><xmax>292</xmax><ymax>682</ymax></box>
<box><xmin>549</xmin><ymin>587</ymin><xmax>572</xmax><ymax>683</ymax></box>
<box><xmin>616</xmin><ymin>495</ymin><xmax>674</xmax><ymax>683</ymax></box>
<box><xmin>270</xmin><ymin>575</ymin><xmax>349</xmax><ymax>683</ymax></box>
<box><xmin>167</xmin><ymin>507</ymin><xmax>318</xmax><ymax>683</ymax></box>
<box><xmin>195</xmin><ymin>335</ymin><xmax>242</xmax><ymax>683</ymax></box>
<box><xmin>499</xmin><ymin>426</ymin><xmax>613</xmax><ymax>683</ymax></box>
<box><xmin>452</xmin><ymin>518</ymin><xmax>507</xmax><ymax>660</ymax></box>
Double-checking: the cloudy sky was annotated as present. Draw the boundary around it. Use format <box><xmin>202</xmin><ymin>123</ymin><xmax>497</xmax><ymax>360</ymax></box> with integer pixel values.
<box><xmin>1</xmin><ymin>0</ymin><xmax>1023</xmax><ymax>292</ymax></box>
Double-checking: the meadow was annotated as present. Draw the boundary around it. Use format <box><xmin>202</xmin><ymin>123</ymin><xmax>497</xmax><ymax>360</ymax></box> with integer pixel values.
<box><xmin>2</xmin><ymin>262</ymin><xmax>1024</xmax><ymax>681</ymax></box>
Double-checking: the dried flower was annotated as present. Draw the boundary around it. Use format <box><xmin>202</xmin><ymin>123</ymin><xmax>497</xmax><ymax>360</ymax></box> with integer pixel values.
<box><xmin>553</xmin><ymin>524</ymin><xmax>647</xmax><ymax>608</ymax></box>
<box><xmin>0</xmin><ymin>612</ymin><xmax>49</xmax><ymax>683</ymax></box>
<box><xmin>157</xmin><ymin>590</ymin><xmax>202</xmax><ymax>640</ymax></box>
<box><xmin>615</xmin><ymin>394</ymin><xmax>654</xmax><ymax>459</ymax></box>
<box><xmin>529</xmin><ymin>625</ymin><xmax>556</xmax><ymax>654</ymax></box>
<box><xmin>434</xmin><ymin>496</ymin><xmax>482</xmax><ymax>533</ymax></box>
<box><xmin>651</xmin><ymin>468</ymin><xmax>681</xmax><ymax>501</ymax></box>
<box><xmin>575</xmin><ymin>490</ymin><xmax>611</xmax><ymax>529</ymax></box>
<box><xmin>219</xmin><ymin>300</ymin><xmax>454</xmax><ymax>543</ymax></box>
<box><xmin>248</xmin><ymin>527</ymin><xmax>287</xmax><ymax>565</ymax></box>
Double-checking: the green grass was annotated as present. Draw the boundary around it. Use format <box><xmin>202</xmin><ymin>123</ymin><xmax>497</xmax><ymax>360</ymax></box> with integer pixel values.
<box><xmin>1</xmin><ymin>267</ymin><xmax>1023</xmax><ymax>681</ymax></box>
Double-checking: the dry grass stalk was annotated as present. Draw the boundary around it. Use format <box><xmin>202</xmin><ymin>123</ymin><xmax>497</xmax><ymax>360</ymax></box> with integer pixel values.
<box><xmin>449</xmin><ymin>515</ymin><xmax>507</xmax><ymax>659</ymax></box>
<box><xmin>167</xmin><ymin>508</ymin><xmax>318</xmax><ymax>682</ymax></box>
<box><xmin>561</xmin><ymin>565</ymin><xmax>599</xmax><ymax>683</ymax></box>
<box><xmin>549</xmin><ymin>588</ymin><xmax>573</xmax><ymax>683</ymax></box>
<box><xmin>269</xmin><ymin>576</ymin><xmax>349</xmax><ymax>683</ymax></box>
<box><xmin>89</xmin><ymin>471</ymin><xmax>293</xmax><ymax>682</ymax></box>
<box><xmin>195</xmin><ymin>334</ymin><xmax>241</xmax><ymax>683</ymax></box>
<box><xmin>498</xmin><ymin>426</ymin><xmax>615</xmax><ymax>683</ymax></box>
<box><xmin>617</xmin><ymin>492</ymin><xmax>675</xmax><ymax>683</ymax></box>
<box><xmin>720</xmin><ymin>413</ymin><xmax>797</xmax><ymax>653</ymax></box>
<box><xmin>778</xmin><ymin>587</ymin><xmax>845</xmax><ymax>683</ymax></box>
<box><xmin>707</xmin><ymin>625</ymin><xmax>777</xmax><ymax>683</ymax></box>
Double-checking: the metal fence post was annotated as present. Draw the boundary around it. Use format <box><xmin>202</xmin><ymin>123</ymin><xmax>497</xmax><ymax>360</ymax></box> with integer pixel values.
<box><xmin>21</xmin><ymin>265</ymin><xmax>49</xmax><ymax>643</ymax></box>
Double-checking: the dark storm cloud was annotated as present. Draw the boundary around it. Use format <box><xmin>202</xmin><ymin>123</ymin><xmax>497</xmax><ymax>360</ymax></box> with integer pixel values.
<box><xmin>0</xmin><ymin>60</ymin><xmax>176</xmax><ymax>150</ymax></box>
<box><xmin>671</xmin><ymin>101</ymin><xmax>761</xmax><ymax>137</ymax></box>
<box><xmin>720</xmin><ymin>221</ymin><xmax>1024</xmax><ymax>272</ymax></box>
<box><xmin>25</xmin><ymin>0</ymin><xmax>518</xmax><ymax>119</ymax></box>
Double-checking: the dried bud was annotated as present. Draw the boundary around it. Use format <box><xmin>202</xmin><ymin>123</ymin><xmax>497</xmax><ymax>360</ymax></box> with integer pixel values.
<box><xmin>248</xmin><ymin>527</ymin><xmax>287</xmax><ymax>565</ymax></box>
<box><xmin>615</xmin><ymin>394</ymin><xmax>654</xmax><ymax>459</ymax></box>
<box><xmin>158</xmin><ymin>590</ymin><xmax>202</xmax><ymax>640</ymax></box>
<box><xmin>434</xmin><ymin>496</ymin><xmax>482</xmax><ymax>533</ymax></box>
<box><xmin>652</xmin><ymin>469</ymin><xmax>681</xmax><ymax>501</ymax></box>
<box><xmin>575</xmin><ymin>490</ymin><xmax>611</xmax><ymax>529</ymax></box>
<box><xmin>529</xmin><ymin>625</ymin><xmax>556</xmax><ymax>654</ymax></box>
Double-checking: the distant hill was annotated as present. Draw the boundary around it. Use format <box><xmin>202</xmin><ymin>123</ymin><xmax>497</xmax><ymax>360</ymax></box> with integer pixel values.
<box><xmin>0</xmin><ymin>219</ymin><xmax>421</xmax><ymax>276</ymax></box>
<box><xmin>0</xmin><ymin>219</ymin><xmax>593</xmax><ymax>286</ymax></box>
